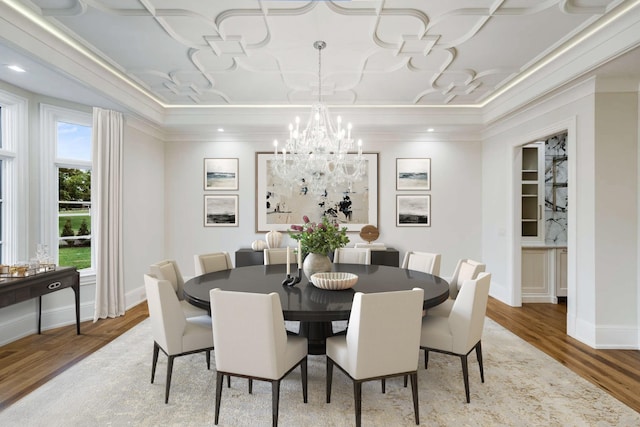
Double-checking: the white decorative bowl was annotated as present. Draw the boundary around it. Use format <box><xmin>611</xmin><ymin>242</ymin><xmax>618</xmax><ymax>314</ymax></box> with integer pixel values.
<box><xmin>310</xmin><ymin>272</ymin><xmax>358</xmax><ymax>290</ymax></box>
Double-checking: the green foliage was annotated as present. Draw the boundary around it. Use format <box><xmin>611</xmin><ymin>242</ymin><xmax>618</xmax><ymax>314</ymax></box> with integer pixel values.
<box><xmin>289</xmin><ymin>215</ymin><xmax>349</xmax><ymax>255</ymax></box>
<box><xmin>58</xmin><ymin>215</ymin><xmax>90</xmax><ymax>234</ymax></box>
<box><xmin>61</xmin><ymin>219</ymin><xmax>75</xmax><ymax>237</ymax></box>
<box><xmin>58</xmin><ymin>168</ymin><xmax>91</xmax><ymax>202</ymax></box>
<box><xmin>77</xmin><ymin>219</ymin><xmax>90</xmax><ymax>236</ymax></box>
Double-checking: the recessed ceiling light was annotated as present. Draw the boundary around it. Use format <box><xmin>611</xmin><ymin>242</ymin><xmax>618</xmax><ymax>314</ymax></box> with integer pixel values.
<box><xmin>427</xmin><ymin>128</ymin><xmax>434</xmax><ymax>132</ymax></box>
<box><xmin>217</xmin><ymin>128</ymin><xmax>224</xmax><ymax>132</ymax></box>
<box><xmin>7</xmin><ymin>65</ymin><xmax>25</xmax><ymax>72</ymax></box>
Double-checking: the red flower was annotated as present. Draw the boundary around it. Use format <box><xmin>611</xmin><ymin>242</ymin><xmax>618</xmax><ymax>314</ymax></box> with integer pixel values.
<box><xmin>302</xmin><ymin>215</ymin><xmax>310</xmax><ymax>223</ymax></box>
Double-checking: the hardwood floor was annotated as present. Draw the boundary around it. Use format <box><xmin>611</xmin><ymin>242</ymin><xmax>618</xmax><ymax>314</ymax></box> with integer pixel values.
<box><xmin>0</xmin><ymin>302</ymin><xmax>148</xmax><ymax>411</ymax></box>
<box><xmin>0</xmin><ymin>298</ymin><xmax>639</xmax><ymax>414</ymax></box>
<box><xmin>487</xmin><ymin>297</ymin><xmax>640</xmax><ymax>413</ymax></box>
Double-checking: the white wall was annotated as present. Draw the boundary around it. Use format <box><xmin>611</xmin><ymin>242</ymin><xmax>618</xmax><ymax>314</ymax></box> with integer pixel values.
<box><xmin>0</xmin><ymin>94</ymin><xmax>165</xmax><ymax>344</ymax></box>
<box><xmin>593</xmin><ymin>91</ymin><xmax>638</xmax><ymax>345</ymax></box>
<box><xmin>163</xmin><ymin>136</ymin><xmax>483</xmax><ymax>279</ymax></box>
<box><xmin>122</xmin><ymin>120</ymin><xmax>166</xmax><ymax>305</ymax></box>
<box><xmin>483</xmin><ymin>78</ymin><xmax>640</xmax><ymax>349</ymax></box>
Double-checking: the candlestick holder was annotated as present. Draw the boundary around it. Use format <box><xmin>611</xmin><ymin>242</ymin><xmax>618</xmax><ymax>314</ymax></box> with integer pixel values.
<box><xmin>282</xmin><ymin>268</ymin><xmax>302</xmax><ymax>287</ymax></box>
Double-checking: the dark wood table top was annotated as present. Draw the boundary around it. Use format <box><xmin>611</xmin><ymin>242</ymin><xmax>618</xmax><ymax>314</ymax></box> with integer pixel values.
<box><xmin>183</xmin><ymin>263</ymin><xmax>449</xmax><ymax>322</ymax></box>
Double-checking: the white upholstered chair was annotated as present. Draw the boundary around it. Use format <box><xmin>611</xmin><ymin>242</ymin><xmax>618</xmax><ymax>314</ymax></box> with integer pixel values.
<box><xmin>150</xmin><ymin>259</ymin><xmax>208</xmax><ymax>318</ymax></box>
<box><xmin>194</xmin><ymin>251</ymin><xmax>233</xmax><ymax>275</ymax></box>
<box><xmin>331</xmin><ymin>248</ymin><xmax>371</xmax><ymax>334</ymax></box>
<box><xmin>401</xmin><ymin>251</ymin><xmax>441</xmax><ymax>276</ymax></box>
<box><xmin>144</xmin><ymin>274</ymin><xmax>214</xmax><ymax>404</ymax></box>
<box><xmin>427</xmin><ymin>258</ymin><xmax>485</xmax><ymax>317</ymax></box>
<box><xmin>326</xmin><ymin>288</ymin><xmax>424</xmax><ymax>427</ymax></box>
<box><xmin>209</xmin><ymin>289</ymin><xmax>308</xmax><ymax>427</ymax></box>
<box><xmin>333</xmin><ymin>247</ymin><xmax>371</xmax><ymax>265</ymax></box>
<box><xmin>420</xmin><ymin>272</ymin><xmax>491</xmax><ymax>403</ymax></box>
<box><xmin>263</xmin><ymin>248</ymin><xmax>291</xmax><ymax>265</ymax></box>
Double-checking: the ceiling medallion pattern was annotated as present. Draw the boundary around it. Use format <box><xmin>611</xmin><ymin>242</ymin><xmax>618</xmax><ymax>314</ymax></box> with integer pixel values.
<box><xmin>29</xmin><ymin>0</ymin><xmax>618</xmax><ymax>106</ymax></box>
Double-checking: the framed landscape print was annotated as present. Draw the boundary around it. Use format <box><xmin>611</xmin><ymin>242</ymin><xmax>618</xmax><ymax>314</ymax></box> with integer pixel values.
<box><xmin>255</xmin><ymin>152</ymin><xmax>378</xmax><ymax>232</ymax></box>
<box><xmin>204</xmin><ymin>158</ymin><xmax>238</xmax><ymax>190</ymax></box>
<box><xmin>204</xmin><ymin>195</ymin><xmax>238</xmax><ymax>227</ymax></box>
<box><xmin>396</xmin><ymin>194</ymin><xmax>430</xmax><ymax>227</ymax></box>
<box><xmin>396</xmin><ymin>158</ymin><xmax>431</xmax><ymax>190</ymax></box>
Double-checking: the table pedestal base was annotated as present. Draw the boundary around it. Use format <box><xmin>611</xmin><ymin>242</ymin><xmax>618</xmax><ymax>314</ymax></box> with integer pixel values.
<box><xmin>299</xmin><ymin>321</ymin><xmax>334</xmax><ymax>355</ymax></box>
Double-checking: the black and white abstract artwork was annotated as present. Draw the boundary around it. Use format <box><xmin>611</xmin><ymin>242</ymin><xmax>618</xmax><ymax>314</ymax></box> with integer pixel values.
<box><xmin>396</xmin><ymin>158</ymin><xmax>431</xmax><ymax>191</ymax></box>
<box><xmin>204</xmin><ymin>195</ymin><xmax>238</xmax><ymax>227</ymax></box>
<box><xmin>256</xmin><ymin>153</ymin><xmax>378</xmax><ymax>232</ymax></box>
<box><xmin>396</xmin><ymin>195</ymin><xmax>430</xmax><ymax>227</ymax></box>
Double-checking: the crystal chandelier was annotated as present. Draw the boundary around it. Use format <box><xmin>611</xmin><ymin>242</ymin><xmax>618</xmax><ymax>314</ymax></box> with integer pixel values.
<box><xmin>272</xmin><ymin>41</ymin><xmax>365</xmax><ymax>196</ymax></box>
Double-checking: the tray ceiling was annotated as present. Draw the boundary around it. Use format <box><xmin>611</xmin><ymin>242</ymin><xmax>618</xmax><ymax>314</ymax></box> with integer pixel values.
<box><xmin>6</xmin><ymin>0</ymin><xmax>631</xmax><ymax>108</ymax></box>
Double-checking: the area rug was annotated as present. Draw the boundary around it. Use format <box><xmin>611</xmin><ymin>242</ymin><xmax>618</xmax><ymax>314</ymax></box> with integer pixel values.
<box><xmin>1</xmin><ymin>318</ymin><xmax>638</xmax><ymax>426</ymax></box>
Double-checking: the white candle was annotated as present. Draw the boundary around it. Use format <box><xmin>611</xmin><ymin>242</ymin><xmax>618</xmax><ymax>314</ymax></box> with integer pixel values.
<box><xmin>273</xmin><ymin>139</ymin><xmax>278</xmax><ymax>155</ymax></box>
<box><xmin>286</xmin><ymin>247</ymin><xmax>291</xmax><ymax>275</ymax></box>
<box><xmin>297</xmin><ymin>241</ymin><xmax>302</xmax><ymax>267</ymax></box>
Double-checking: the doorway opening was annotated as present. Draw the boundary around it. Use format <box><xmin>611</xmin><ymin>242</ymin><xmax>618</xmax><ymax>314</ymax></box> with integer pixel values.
<box><xmin>519</xmin><ymin>131</ymin><xmax>568</xmax><ymax>305</ymax></box>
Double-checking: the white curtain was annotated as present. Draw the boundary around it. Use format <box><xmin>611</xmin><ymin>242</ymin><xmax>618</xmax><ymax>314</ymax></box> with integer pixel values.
<box><xmin>92</xmin><ymin>107</ymin><xmax>125</xmax><ymax>321</ymax></box>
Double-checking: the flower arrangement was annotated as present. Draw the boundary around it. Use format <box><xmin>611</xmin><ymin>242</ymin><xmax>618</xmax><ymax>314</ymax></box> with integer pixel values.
<box><xmin>289</xmin><ymin>215</ymin><xmax>349</xmax><ymax>255</ymax></box>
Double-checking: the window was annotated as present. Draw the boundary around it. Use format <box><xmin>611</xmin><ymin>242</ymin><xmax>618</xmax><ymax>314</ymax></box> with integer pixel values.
<box><xmin>0</xmin><ymin>90</ymin><xmax>28</xmax><ymax>265</ymax></box>
<box><xmin>41</xmin><ymin>105</ymin><xmax>94</xmax><ymax>274</ymax></box>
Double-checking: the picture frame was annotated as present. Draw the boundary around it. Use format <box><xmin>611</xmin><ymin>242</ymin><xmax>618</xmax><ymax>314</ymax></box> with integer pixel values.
<box><xmin>204</xmin><ymin>158</ymin><xmax>238</xmax><ymax>190</ymax></box>
<box><xmin>255</xmin><ymin>152</ymin><xmax>379</xmax><ymax>232</ymax></box>
<box><xmin>204</xmin><ymin>195</ymin><xmax>238</xmax><ymax>227</ymax></box>
<box><xmin>396</xmin><ymin>194</ymin><xmax>431</xmax><ymax>227</ymax></box>
<box><xmin>396</xmin><ymin>158</ymin><xmax>431</xmax><ymax>191</ymax></box>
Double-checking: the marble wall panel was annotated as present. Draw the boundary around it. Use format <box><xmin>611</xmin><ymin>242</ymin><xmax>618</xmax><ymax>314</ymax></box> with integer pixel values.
<box><xmin>545</xmin><ymin>132</ymin><xmax>568</xmax><ymax>244</ymax></box>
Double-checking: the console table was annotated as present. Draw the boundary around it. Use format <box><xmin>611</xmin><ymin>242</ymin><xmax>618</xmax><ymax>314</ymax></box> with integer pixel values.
<box><xmin>0</xmin><ymin>266</ymin><xmax>80</xmax><ymax>334</ymax></box>
<box><xmin>235</xmin><ymin>248</ymin><xmax>399</xmax><ymax>267</ymax></box>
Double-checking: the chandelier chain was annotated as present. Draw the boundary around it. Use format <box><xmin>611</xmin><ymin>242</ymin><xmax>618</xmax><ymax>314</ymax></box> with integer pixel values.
<box><xmin>318</xmin><ymin>41</ymin><xmax>322</xmax><ymax>103</ymax></box>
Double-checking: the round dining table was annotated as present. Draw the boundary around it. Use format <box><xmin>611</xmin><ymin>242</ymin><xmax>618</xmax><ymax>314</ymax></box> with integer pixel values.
<box><xmin>184</xmin><ymin>263</ymin><xmax>449</xmax><ymax>354</ymax></box>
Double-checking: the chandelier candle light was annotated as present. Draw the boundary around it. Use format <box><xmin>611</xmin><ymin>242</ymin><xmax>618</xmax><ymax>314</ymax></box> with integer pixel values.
<box><xmin>272</xmin><ymin>41</ymin><xmax>365</xmax><ymax>196</ymax></box>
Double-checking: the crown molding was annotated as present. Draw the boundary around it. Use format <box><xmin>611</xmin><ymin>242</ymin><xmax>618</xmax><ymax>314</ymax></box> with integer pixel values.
<box><xmin>0</xmin><ymin>1</ymin><xmax>165</xmax><ymax>123</ymax></box>
<box><xmin>483</xmin><ymin>0</ymin><xmax>640</xmax><ymax>125</ymax></box>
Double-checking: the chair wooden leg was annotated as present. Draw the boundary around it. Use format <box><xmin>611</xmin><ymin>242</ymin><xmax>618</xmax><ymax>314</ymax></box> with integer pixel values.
<box><xmin>206</xmin><ymin>350</ymin><xmax>211</xmax><ymax>370</ymax></box>
<box><xmin>326</xmin><ymin>357</ymin><xmax>333</xmax><ymax>403</ymax></box>
<box><xmin>272</xmin><ymin>379</ymin><xmax>281</xmax><ymax>427</ymax></box>
<box><xmin>404</xmin><ymin>375</ymin><xmax>408</xmax><ymax>387</ymax></box>
<box><xmin>475</xmin><ymin>341</ymin><xmax>484</xmax><ymax>383</ymax></box>
<box><xmin>249</xmin><ymin>378</ymin><xmax>253</xmax><ymax>394</ymax></box>
<box><xmin>301</xmin><ymin>357</ymin><xmax>308</xmax><ymax>403</ymax></box>
<box><xmin>381</xmin><ymin>378</ymin><xmax>385</xmax><ymax>393</ymax></box>
<box><xmin>165</xmin><ymin>355</ymin><xmax>174</xmax><ymax>404</ymax></box>
<box><xmin>151</xmin><ymin>342</ymin><xmax>160</xmax><ymax>383</ymax></box>
<box><xmin>410</xmin><ymin>372</ymin><xmax>420</xmax><ymax>425</ymax></box>
<box><xmin>424</xmin><ymin>348</ymin><xmax>429</xmax><ymax>369</ymax></box>
<box><xmin>227</xmin><ymin>375</ymin><xmax>231</xmax><ymax>388</ymax></box>
<box><xmin>214</xmin><ymin>371</ymin><xmax>224</xmax><ymax>425</ymax></box>
<box><xmin>354</xmin><ymin>381</ymin><xmax>362</xmax><ymax>427</ymax></box>
<box><xmin>460</xmin><ymin>354</ymin><xmax>470</xmax><ymax>403</ymax></box>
